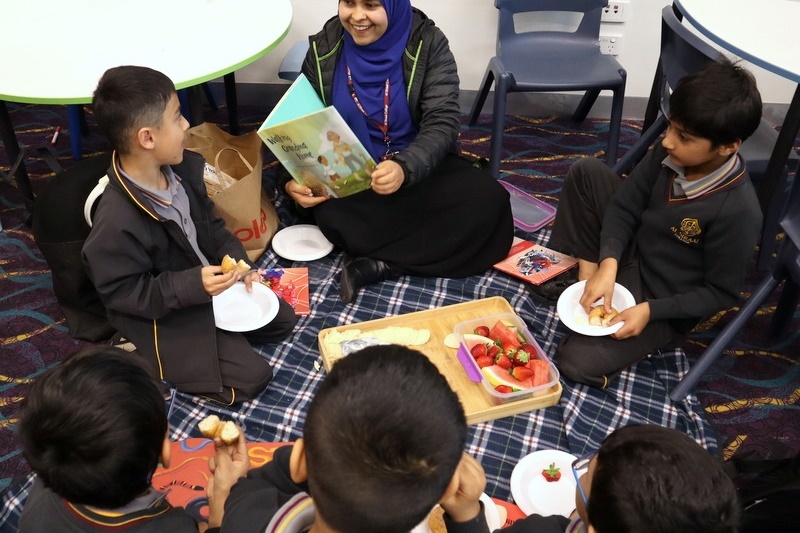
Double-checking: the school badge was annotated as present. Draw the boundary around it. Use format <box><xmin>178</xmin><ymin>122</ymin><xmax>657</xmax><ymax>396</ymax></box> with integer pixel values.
<box><xmin>672</xmin><ymin>217</ymin><xmax>702</xmax><ymax>244</ymax></box>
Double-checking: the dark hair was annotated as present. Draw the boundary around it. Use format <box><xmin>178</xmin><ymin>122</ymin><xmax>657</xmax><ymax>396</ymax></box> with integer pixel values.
<box><xmin>304</xmin><ymin>345</ymin><xmax>467</xmax><ymax>533</ymax></box>
<box><xmin>18</xmin><ymin>346</ymin><xmax>167</xmax><ymax>508</ymax></box>
<box><xmin>669</xmin><ymin>58</ymin><xmax>762</xmax><ymax>145</ymax></box>
<box><xmin>92</xmin><ymin>65</ymin><xmax>175</xmax><ymax>154</ymax></box>
<box><xmin>588</xmin><ymin>424</ymin><xmax>740</xmax><ymax>533</ymax></box>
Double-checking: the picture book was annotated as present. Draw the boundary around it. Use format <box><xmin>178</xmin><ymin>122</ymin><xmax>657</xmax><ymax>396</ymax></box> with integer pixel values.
<box><xmin>494</xmin><ymin>238</ymin><xmax>578</xmax><ymax>285</ymax></box>
<box><xmin>259</xmin><ymin>267</ymin><xmax>310</xmax><ymax>316</ymax></box>
<box><xmin>258</xmin><ymin>74</ymin><xmax>376</xmax><ymax>198</ymax></box>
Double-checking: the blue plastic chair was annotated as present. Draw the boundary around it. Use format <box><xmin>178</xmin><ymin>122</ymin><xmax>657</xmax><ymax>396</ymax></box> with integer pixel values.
<box><xmin>468</xmin><ymin>0</ymin><xmax>627</xmax><ymax>178</ymax></box>
<box><xmin>671</xmin><ymin>151</ymin><xmax>800</xmax><ymax>401</ymax></box>
<box><xmin>279</xmin><ymin>41</ymin><xmax>309</xmax><ymax>82</ymax></box>
<box><xmin>612</xmin><ymin>5</ymin><xmax>798</xmax><ymax>271</ymax></box>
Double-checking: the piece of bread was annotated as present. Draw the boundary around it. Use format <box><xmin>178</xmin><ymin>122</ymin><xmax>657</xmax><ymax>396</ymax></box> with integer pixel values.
<box><xmin>198</xmin><ymin>414</ymin><xmax>240</xmax><ymax>444</ymax></box>
<box><xmin>588</xmin><ymin>305</ymin><xmax>619</xmax><ymax>327</ymax></box>
<box><xmin>428</xmin><ymin>506</ymin><xmax>446</xmax><ymax>533</ymax></box>
<box><xmin>220</xmin><ymin>254</ymin><xmax>251</xmax><ymax>276</ymax></box>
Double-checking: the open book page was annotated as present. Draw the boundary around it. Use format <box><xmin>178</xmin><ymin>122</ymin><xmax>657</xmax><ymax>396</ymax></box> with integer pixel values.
<box><xmin>258</xmin><ymin>74</ymin><xmax>375</xmax><ymax>198</ymax></box>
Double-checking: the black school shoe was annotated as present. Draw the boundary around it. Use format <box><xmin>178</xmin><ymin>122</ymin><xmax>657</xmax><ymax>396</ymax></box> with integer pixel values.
<box><xmin>339</xmin><ymin>255</ymin><xmax>402</xmax><ymax>304</ymax></box>
<box><xmin>527</xmin><ymin>268</ymin><xmax>579</xmax><ymax>304</ymax></box>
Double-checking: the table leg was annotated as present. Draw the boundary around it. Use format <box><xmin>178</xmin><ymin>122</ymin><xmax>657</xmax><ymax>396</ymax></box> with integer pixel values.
<box><xmin>224</xmin><ymin>73</ymin><xmax>239</xmax><ymax>135</ymax></box>
<box><xmin>0</xmin><ymin>101</ymin><xmax>34</xmax><ymax>204</ymax></box>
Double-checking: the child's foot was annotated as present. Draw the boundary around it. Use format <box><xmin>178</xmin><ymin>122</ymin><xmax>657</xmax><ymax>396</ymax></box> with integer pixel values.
<box><xmin>526</xmin><ymin>268</ymin><xmax>579</xmax><ymax>305</ymax></box>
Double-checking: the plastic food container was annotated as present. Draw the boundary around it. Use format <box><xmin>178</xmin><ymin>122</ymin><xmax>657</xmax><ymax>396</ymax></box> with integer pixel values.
<box><xmin>453</xmin><ymin>313</ymin><xmax>560</xmax><ymax>404</ymax></box>
<box><xmin>498</xmin><ymin>181</ymin><xmax>557</xmax><ymax>232</ymax></box>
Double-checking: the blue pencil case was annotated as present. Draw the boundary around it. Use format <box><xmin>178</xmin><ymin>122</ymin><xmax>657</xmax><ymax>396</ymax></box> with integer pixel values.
<box><xmin>499</xmin><ymin>180</ymin><xmax>556</xmax><ymax>232</ymax></box>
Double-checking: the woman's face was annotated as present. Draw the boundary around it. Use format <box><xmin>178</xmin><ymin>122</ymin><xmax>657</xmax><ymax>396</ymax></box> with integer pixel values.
<box><xmin>339</xmin><ymin>0</ymin><xmax>388</xmax><ymax>46</ymax></box>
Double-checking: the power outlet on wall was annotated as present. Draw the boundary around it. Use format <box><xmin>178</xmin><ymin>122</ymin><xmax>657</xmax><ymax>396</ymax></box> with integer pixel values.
<box><xmin>601</xmin><ymin>1</ymin><xmax>629</xmax><ymax>23</ymax></box>
<box><xmin>599</xmin><ymin>34</ymin><xmax>623</xmax><ymax>55</ymax></box>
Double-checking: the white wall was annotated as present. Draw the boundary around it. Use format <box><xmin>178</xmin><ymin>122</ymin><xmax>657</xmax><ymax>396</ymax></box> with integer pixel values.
<box><xmin>238</xmin><ymin>0</ymin><xmax>794</xmax><ymax>106</ymax></box>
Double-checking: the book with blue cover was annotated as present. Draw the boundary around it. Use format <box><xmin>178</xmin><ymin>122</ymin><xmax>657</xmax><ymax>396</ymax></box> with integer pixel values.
<box><xmin>258</xmin><ymin>74</ymin><xmax>375</xmax><ymax>198</ymax></box>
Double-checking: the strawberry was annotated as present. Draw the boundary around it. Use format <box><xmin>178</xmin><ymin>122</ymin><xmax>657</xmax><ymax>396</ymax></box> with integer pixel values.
<box><xmin>541</xmin><ymin>462</ymin><xmax>561</xmax><ymax>482</ymax></box>
<box><xmin>495</xmin><ymin>354</ymin><xmax>513</xmax><ymax>370</ymax></box>
<box><xmin>487</xmin><ymin>345</ymin><xmax>501</xmax><ymax>359</ymax></box>
<box><xmin>495</xmin><ymin>385</ymin><xmax>514</xmax><ymax>394</ymax></box>
<box><xmin>474</xmin><ymin>325</ymin><xmax>491</xmax><ymax>337</ymax></box>
<box><xmin>509</xmin><ymin>366</ymin><xmax>534</xmax><ymax>381</ymax></box>
<box><xmin>476</xmin><ymin>355</ymin><xmax>494</xmax><ymax>368</ymax></box>
<box><xmin>470</xmin><ymin>343</ymin><xmax>488</xmax><ymax>359</ymax></box>
<box><xmin>511</xmin><ymin>348</ymin><xmax>531</xmax><ymax>366</ymax></box>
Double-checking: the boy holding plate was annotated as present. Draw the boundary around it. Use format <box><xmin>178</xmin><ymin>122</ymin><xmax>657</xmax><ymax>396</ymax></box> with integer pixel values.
<box><xmin>537</xmin><ymin>59</ymin><xmax>763</xmax><ymax>388</ymax></box>
<box><xmin>83</xmin><ymin>66</ymin><xmax>296</xmax><ymax>404</ymax></box>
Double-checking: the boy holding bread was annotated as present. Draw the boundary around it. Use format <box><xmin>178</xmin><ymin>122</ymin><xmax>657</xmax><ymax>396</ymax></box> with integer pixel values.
<box><xmin>82</xmin><ymin>66</ymin><xmax>296</xmax><ymax>404</ymax></box>
<box><xmin>536</xmin><ymin>58</ymin><xmax>763</xmax><ymax>388</ymax></box>
<box><xmin>18</xmin><ymin>346</ymin><xmax>203</xmax><ymax>532</ymax></box>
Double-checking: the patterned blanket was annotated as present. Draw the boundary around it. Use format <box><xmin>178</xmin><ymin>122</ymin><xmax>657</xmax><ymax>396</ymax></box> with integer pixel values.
<box><xmin>0</xmin><ymin>195</ymin><xmax>715</xmax><ymax>529</ymax></box>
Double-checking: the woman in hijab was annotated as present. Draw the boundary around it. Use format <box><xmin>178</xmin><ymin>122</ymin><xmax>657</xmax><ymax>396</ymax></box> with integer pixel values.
<box><xmin>283</xmin><ymin>0</ymin><xmax>513</xmax><ymax>303</ymax></box>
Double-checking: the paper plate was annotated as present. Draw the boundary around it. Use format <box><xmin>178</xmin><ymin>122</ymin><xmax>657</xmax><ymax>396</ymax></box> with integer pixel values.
<box><xmin>212</xmin><ymin>282</ymin><xmax>280</xmax><ymax>332</ymax></box>
<box><xmin>271</xmin><ymin>224</ymin><xmax>334</xmax><ymax>261</ymax></box>
<box><xmin>556</xmin><ymin>280</ymin><xmax>636</xmax><ymax>337</ymax></box>
<box><xmin>510</xmin><ymin>450</ymin><xmax>577</xmax><ymax>518</ymax></box>
<box><xmin>410</xmin><ymin>492</ymin><xmax>501</xmax><ymax>533</ymax></box>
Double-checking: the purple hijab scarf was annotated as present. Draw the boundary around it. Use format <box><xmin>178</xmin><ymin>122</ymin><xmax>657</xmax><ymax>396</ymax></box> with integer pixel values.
<box><xmin>332</xmin><ymin>0</ymin><xmax>417</xmax><ymax>161</ymax></box>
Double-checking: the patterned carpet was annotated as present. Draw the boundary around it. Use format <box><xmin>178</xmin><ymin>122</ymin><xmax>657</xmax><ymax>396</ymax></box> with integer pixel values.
<box><xmin>1</xmin><ymin>101</ymin><xmax>798</xmax><ymax>521</ymax></box>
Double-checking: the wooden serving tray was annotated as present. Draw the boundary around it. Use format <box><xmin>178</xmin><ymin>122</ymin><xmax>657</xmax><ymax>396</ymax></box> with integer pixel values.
<box><xmin>318</xmin><ymin>297</ymin><xmax>562</xmax><ymax>425</ymax></box>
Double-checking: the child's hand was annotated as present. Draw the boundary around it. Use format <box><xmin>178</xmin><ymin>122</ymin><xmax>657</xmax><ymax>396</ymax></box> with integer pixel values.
<box><xmin>370</xmin><ymin>160</ymin><xmax>405</xmax><ymax>194</ymax></box>
<box><xmin>285</xmin><ymin>180</ymin><xmax>329</xmax><ymax>208</ymax></box>
<box><xmin>610</xmin><ymin>301</ymin><xmax>650</xmax><ymax>339</ymax></box>
<box><xmin>439</xmin><ymin>453</ymin><xmax>486</xmax><ymax>524</ymax></box>
<box><xmin>206</xmin><ymin>430</ymin><xmax>249</xmax><ymax>528</ymax></box>
<box><xmin>242</xmin><ymin>271</ymin><xmax>260</xmax><ymax>293</ymax></box>
<box><xmin>580</xmin><ymin>258</ymin><xmax>618</xmax><ymax>314</ymax></box>
<box><xmin>202</xmin><ymin>266</ymin><xmax>239</xmax><ymax>296</ymax></box>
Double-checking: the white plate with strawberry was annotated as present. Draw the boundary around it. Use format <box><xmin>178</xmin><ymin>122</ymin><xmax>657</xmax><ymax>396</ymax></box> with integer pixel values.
<box><xmin>510</xmin><ymin>449</ymin><xmax>577</xmax><ymax>518</ymax></box>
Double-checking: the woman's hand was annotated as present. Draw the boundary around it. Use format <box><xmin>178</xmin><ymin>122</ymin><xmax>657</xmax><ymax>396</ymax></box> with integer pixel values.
<box><xmin>370</xmin><ymin>160</ymin><xmax>405</xmax><ymax>194</ymax></box>
<box><xmin>202</xmin><ymin>266</ymin><xmax>238</xmax><ymax>296</ymax></box>
<box><xmin>439</xmin><ymin>453</ymin><xmax>486</xmax><ymax>524</ymax></box>
<box><xmin>285</xmin><ymin>180</ymin><xmax>329</xmax><ymax>208</ymax></box>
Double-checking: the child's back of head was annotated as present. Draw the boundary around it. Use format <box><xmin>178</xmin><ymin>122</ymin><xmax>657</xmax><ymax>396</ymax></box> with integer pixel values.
<box><xmin>669</xmin><ymin>57</ymin><xmax>762</xmax><ymax>146</ymax></box>
<box><xmin>92</xmin><ymin>65</ymin><xmax>175</xmax><ymax>154</ymax></box>
<box><xmin>18</xmin><ymin>346</ymin><xmax>167</xmax><ymax>508</ymax></box>
<box><xmin>303</xmin><ymin>345</ymin><xmax>467</xmax><ymax>533</ymax></box>
<box><xmin>589</xmin><ymin>424</ymin><xmax>740</xmax><ymax>533</ymax></box>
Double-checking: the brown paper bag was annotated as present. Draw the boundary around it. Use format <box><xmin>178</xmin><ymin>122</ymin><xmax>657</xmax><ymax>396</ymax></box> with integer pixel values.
<box><xmin>184</xmin><ymin>123</ymin><xmax>278</xmax><ymax>261</ymax></box>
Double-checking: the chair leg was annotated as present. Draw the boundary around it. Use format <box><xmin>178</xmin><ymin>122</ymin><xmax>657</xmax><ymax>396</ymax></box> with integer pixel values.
<box><xmin>769</xmin><ymin>278</ymin><xmax>799</xmax><ymax>340</ymax></box>
<box><xmin>468</xmin><ymin>68</ymin><xmax>494</xmax><ymax>126</ymax></box>
<box><xmin>605</xmin><ymin>82</ymin><xmax>626</xmax><ymax>165</ymax></box>
<box><xmin>611</xmin><ymin>115</ymin><xmax>667</xmax><ymax>176</ymax></box>
<box><xmin>756</xmin><ymin>166</ymin><xmax>790</xmax><ymax>271</ymax></box>
<box><xmin>572</xmin><ymin>89</ymin><xmax>600</xmax><ymax>123</ymax></box>
<box><xmin>670</xmin><ymin>273</ymin><xmax>783</xmax><ymax>401</ymax></box>
<box><xmin>201</xmin><ymin>83</ymin><xmax>219</xmax><ymax>110</ymax></box>
<box><xmin>488</xmin><ymin>73</ymin><xmax>510</xmax><ymax>179</ymax></box>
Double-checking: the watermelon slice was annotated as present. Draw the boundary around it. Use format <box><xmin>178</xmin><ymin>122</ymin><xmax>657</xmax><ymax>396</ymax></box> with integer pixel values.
<box><xmin>529</xmin><ymin>359</ymin><xmax>551</xmax><ymax>388</ymax></box>
<box><xmin>482</xmin><ymin>365</ymin><xmax>534</xmax><ymax>390</ymax></box>
<box><xmin>488</xmin><ymin>320</ymin><xmax>521</xmax><ymax>349</ymax></box>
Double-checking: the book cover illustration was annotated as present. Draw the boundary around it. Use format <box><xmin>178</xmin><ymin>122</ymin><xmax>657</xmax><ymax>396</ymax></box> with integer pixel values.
<box><xmin>259</xmin><ymin>267</ymin><xmax>310</xmax><ymax>316</ymax></box>
<box><xmin>258</xmin><ymin>74</ymin><xmax>376</xmax><ymax>198</ymax></box>
<box><xmin>494</xmin><ymin>239</ymin><xmax>578</xmax><ymax>286</ymax></box>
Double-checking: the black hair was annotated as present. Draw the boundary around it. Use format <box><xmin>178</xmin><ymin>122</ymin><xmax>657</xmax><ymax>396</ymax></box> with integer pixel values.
<box><xmin>588</xmin><ymin>424</ymin><xmax>740</xmax><ymax>533</ymax></box>
<box><xmin>304</xmin><ymin>345</ymin><xmax>467</xmax><ymax>533</ymax></box>
<box><xmin>92</xmin><ymin>65</ymin><xmax>175</xmax><ymax>154</ymax></box>
<box><xmin>669</xmin><ymin>57</ymin><xmax>762</xmax><ymax>146</ymax></box>
<box><xmin>17</xmin><ymin>346</ymin><xmax>168</xmax><ymax>508</ymax></box>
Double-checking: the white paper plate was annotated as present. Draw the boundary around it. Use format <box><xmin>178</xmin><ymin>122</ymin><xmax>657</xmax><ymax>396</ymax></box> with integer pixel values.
<box><xmin>556</xmin><ymin>280</ymin><xmax>636</xmax><ymax>336</ymax></box>
<box><xmin>212</xmin><ymin>282</ymin><xmax>279</xmax><ymax>332</ymax></box>
<box><xmin>271</xmin><ymin>224</ymin><xmax>334</xmax><ymax>261</ymax></box>
<box><xmin>510</xmin><ymin>450</ymin><xmax>577</xmax><ymax>518</ymax></box>
<box><xmin>410</xmin><ymin>492</ymin><xmax>501</xmax><ymax>533</ymax></box>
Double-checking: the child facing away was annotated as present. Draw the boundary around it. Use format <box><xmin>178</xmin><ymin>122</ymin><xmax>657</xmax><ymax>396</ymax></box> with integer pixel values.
<box><xmin>203</xmin><ymin>346</ymin><xmax>740</xmax><ymax>533</ymax></box>
<box><xmin>535</xmin><ymin>58</ymin><xmax>764</xmax><ymax>388</ymax></box>
<box><xmin>17</xmin><ymin>346</ymin><xmax>205</xmax><ymax>532</ymax></box>
<box><xmin>82</xmin><ymin>65</ymin><xmax>297</xmax><ymax>404</ymax></box>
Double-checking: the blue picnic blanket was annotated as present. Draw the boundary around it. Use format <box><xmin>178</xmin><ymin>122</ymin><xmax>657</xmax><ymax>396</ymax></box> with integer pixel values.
<box><xmin>0</xmin><ymin>195</ymin><xmax>716</xmax><ymax>529</ymax></box>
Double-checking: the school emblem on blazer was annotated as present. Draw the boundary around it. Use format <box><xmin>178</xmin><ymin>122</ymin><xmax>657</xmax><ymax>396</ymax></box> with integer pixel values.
<box><xmin>672</xmin><ymin>217</ymin><xmax>702</xmax><ymax>244</ymax></box>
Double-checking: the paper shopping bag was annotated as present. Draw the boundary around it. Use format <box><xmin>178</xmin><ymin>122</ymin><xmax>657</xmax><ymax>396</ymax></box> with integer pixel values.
<box><xmin>184</xmin><ymin>123</ymin><xmax>278</xmax><ymax>261</ymax></box>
